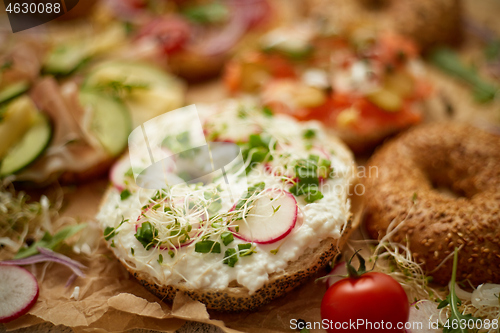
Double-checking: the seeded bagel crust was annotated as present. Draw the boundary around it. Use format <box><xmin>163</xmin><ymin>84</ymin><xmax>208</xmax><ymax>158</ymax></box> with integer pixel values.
<box><xmin>100</xmin><ymin>186</ymin><xmax>357</xmax><ymax>311</ymax></box>
<box><xmin>116</xmin><ymin>215</ymin><xmax>353</xmax><ymax>312</ymax></box>
<box><xmin>364</xmin><ymin>123</ymin><xmax>500</xmax><ymax>285</ymax></box>
<box><xmin>128</xmin><ymin>222</ymin><xmax>352</xmax><ymax>312</ymax></box>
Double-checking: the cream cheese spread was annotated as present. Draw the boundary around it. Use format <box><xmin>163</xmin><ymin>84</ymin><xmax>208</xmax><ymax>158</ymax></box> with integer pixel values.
<box><xmin>96</xmin><ymin>100</ymin><xmax>355</xmax><ymax>294</ymax></box>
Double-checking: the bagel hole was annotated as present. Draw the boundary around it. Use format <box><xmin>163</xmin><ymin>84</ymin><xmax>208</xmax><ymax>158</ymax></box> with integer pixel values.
<box><xmin>427</xmin><ymin>172</ymin><xmax>468</xmax><ymax>199</ymax></box>
<box><xmin>418</xmin><ymin>153</ymin><xmax>479</xmax><ymax>199</ymax></box>
<box><xmin>358</xmin><ymin>0</ymin><xmax>390</xmax><ymax>10</ymax></box>
<box><xmin>432</xmin><ymin>183</ymin><xmax>465</xmax><ymax>199</ymax></box>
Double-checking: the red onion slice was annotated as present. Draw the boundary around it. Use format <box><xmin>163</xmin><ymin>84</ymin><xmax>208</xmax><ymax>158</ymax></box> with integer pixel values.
<box><xmin>1</xmin><ymin>247</ymin><xmax>86</xmax><ymax>278</ymax></box>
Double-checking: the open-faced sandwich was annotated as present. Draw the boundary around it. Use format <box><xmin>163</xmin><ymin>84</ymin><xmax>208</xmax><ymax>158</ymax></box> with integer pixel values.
<box><xmin>304</xmin><ymin>0</ymin><xmax>462</xmax><ymax>51</ymax></box>
<box><xmin>0</xmin><ymin>31</ymin><xmax>185</xmax><ymax>184</ymax></box>
<box><xmin>224</xmin><ymin>24</ymin><xmax>433</xmax><ymax>151</ymax></box>
<box><xmin>96</xmin><ymin>0</ymin><xmax>275</xmax><ymax>81</ymax></box>
<box><xmin>97</xmin><ymin>100</ymin><xmax>357</xmax><ymax>311</ymax></box>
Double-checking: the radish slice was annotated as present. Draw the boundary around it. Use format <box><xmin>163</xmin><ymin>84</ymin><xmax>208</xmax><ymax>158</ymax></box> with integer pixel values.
<box><xmin>405</xmin><ymin>300</ymin><xmax>442</xmax><ymax>333</ymax></box>
<box><xmin>111</xmin><ymin>149</ymin><xmax>176</xmax><ymax>191</ymax></box>
<box><xmin>325</xmin><ymin>261</ymin><xmax>348</xmax><ymax>289</ymax></box>
<box><xmin>230</xmin><ymin>189</ymin><xmax>297</xmax><ymax>244</ymax></box>
<box><xmin>110</xmin><ymin>155</ymin><xmax>133</xmax><ymax>192</ymax></box>
<box><xmin>0</xmin><ymin>265</ymin><xmax>39</xmax><ymax>323</ymax></box>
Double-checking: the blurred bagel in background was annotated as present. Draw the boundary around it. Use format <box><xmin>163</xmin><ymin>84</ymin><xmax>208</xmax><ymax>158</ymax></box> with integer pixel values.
<box><xmin>306</xmin><ymin>0</ymin><xmax>462</xmax><ymax>51</ymax></box>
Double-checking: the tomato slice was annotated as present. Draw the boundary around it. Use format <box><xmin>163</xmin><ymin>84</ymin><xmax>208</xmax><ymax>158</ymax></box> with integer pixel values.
<box><xmin>136</xmin><ymin>16</ymin><xmax>191</xmax><ymax>54</ymax></box>
<box><xmin>312</xmin><ymin>94</ymin><xmax>422</xmax><ymax>135</ymax></box>
<box><xmin>223</xmin><ymin>52</ymin><xmax>297</xmax><ymax>93</ymax></box>
<box><xmin>269</xmin><ymin>91</ymin><xmax>422</xmax><ymax>136</ymax></box>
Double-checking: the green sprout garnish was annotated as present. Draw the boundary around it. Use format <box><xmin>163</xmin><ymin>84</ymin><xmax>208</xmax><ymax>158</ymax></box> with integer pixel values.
<box><xmin>195</xmin><ymin>240</ymin><xmax>221</xmax><ymax>254</ymax></box>
<box><xmin>223</xmin><ymin>248</ymin><xmax>238</xmax><ymax>267</ymax></box>
<box><xmin>120</xmin><ymin>189</ymin><xmax>132</xmax><ymax>201</ymax></box>
<box><xmin>134</xmin><ymin>221</ymin><xmax>158</xmax><ymax>250</ymax></box>
<box><xmin>238</xmin><ymin>243</ymin><xmax>256</xmax><ymax>257</ymax></box>
<box><xmin>438</xmin><ymin>248</ymin><xmax>481</xmax><ymax>333</ymax></box>
<box><xmin>221</xmin><ymin>231</ymin><xmax>234</xmax><ymax>246</ymax></box>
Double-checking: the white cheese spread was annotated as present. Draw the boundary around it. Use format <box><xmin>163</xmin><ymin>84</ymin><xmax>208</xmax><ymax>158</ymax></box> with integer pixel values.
<box><xmin>96</xmin><ymin>100</ymin><xmax>355</xmax><ymax>294</ymax></box>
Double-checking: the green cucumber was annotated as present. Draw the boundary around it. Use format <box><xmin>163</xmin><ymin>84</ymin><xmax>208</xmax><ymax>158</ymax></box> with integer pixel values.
<box><xmin>79</xmin><ymin>90</ymin><xmax>131</xmax><ymax>157</ymax></box>
<box><xmin>262</xmin><ymin>43</ymin><xmax>313</xmax><ymax>60</ymax></box>
<box><xmin>83</xmin><ymin>61</ymin><xmax>181</xmax><ymax>92</ymax></box>
<box><xmin>44</xmin><ymin>25</ymin><xmax>127</xmax><ymax>76</ymax></box>
<box><xmin>182</xmin><ymin>3</ymin><xmax>229</xmax><ymax>24</ymax></box>
<box><xmin>260</xmin><ymin>30</ymin><xmax>314</xmax><ymax>61</ymax></box>
<box><xmin>0</xmin><ymin>81</ymin><xmax>30</xmax><ymax>104</ymax></box>
<box><xmin>0</xmin><ymin>112</ymin><xmax>52</xmax><ymax>176</ymax></box>
<box><xmin>43</xmin><ymin>43</ymin><xmax>90</xmax><ymax>75</ymax></box>
<box><xmin>82</xmin><ymin>61</ymin><xmax>185</xmax><ymax>126</ymax></box>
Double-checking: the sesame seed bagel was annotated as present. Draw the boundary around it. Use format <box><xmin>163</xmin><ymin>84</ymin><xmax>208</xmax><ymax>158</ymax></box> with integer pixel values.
<box><xmin>97</xmin><ymin>100</ymin><xmax>357</xmax><ymax>312</ymax></box>
<box><xmin>96</xmin><ymin>101</ymin><xmax>357</xmax><ymax>311</ymax></box>
<box><xmin>122</xmin><ymin>216</ymin><xmax>353</xmax><ymax>312</ymax></box>
<box><xmin>364</xmin><ymin>123</ymin><xmax>500</xmax><ymax>285</ymax></box>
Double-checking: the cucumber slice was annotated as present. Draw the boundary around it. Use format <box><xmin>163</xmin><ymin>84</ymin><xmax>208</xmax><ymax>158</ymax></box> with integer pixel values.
<box><xmin>43</xmin><ymin>25</ymin><xmax>127</xmax><ymax>76</ymax></box>
<box><xmin>79</xmin><ymin>90</ymin><xmax>131</xmax><ymax>157</ymax></box>
<box><xmin>182</xmin><ymin>3</ymin><xmax>229</xmax><ymax>24</ymax></box>
<box><xmin>0</xmin><ymin>81</ymin><xmax>30</xmax><ymax>104</ymax></box>
<box><xmin>43</xmin><ymin>43</ymin><xmax>90</xmax><ymax>75</ymax></box>
<box><xmin>260</xmin><ymin>28</ymin><xmax>313</xmax><ymax>60</ymax></box>
<box><xmin>0</xmin><ymin>112</ymin><xmax>52</xmax><ymax>176</ymax></box>
<box><xmin>82</xmin><ymin>61</ymin><xmax>185</xmax><ymax>126</ymax></box>
<box><xmin>83</xmin><ymin>61</ymin><xmax>176</xmax><ymax>88</ymax></box>
<box><xmin>0</xmin><ymin>96</ymin><xmax>38</xmax><ymax>159</ymax></box>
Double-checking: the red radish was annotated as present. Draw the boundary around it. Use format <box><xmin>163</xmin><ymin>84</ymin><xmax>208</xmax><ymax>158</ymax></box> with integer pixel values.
<box><xmin>110</xmin><ymin>155</ymin><xmax>133</xmax><ymax>192</ymax></box>
<box><xmin>193</xmin><ymin>0</ymin><xmax>272</xmax><ymax>56</ymax></box>
<box><xmin>264</xmin><ymin>163</ymin><xmax>293</xmax><ymax>180</ymax></box>
<box><xmin>324</xmin><ymin>261</ymin><xmax>348</xmax><ymax>289</ymax></box>
<box><xmin>0</xmin><ymin>265</ymin><xmax>39</xmax><ymax>323</ymax></box>
<box><xmin>230</xmin><ymin>189</ymin><xmax>297</xmax><ymax>244</ymax></box>
<box><xmin>111</xmin><ymin>149</ymin><xmax>175</xmax><ymax>191</ymax></box>
<box><xmin>313</xmin><ymin>145</ymin><xmax>331</xmax><ymax>160</ymax></box>
<box><xmin>105</xmin><ymin>0</ymin><xmax>148</xmax><ymax>19</ymax></box>
<box><xmin>136</xmin><ymin>17</ymin><xmax>191</xmax><ymax>54</ymax></box>
<box><xmin>405</xmin><ymin>300</ymin><xmax>442</xmax><ymax>333</ymax></box>
<box><xmin>136</xmin><ymin>199</ymin><xmax>165</xmax><ymax>222</ymax></box>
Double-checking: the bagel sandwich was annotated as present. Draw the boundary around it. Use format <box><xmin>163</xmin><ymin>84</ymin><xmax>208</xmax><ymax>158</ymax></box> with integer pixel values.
<box><xmin>97</xmin><ymin>100</ymin><xmax>357</xmax><ymax>311</ymax></box>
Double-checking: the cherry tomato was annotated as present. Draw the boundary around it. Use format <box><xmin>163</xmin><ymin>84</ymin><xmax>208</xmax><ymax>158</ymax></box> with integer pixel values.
<box><xmin>136</xmin><ymin>17</ymin><xmax>191</xmax><ymax>54</ymax></box>
<box><xmin>321</xmin><ymin>272</ymin><xmax>409</xmax><ymax>333</ymax></box>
